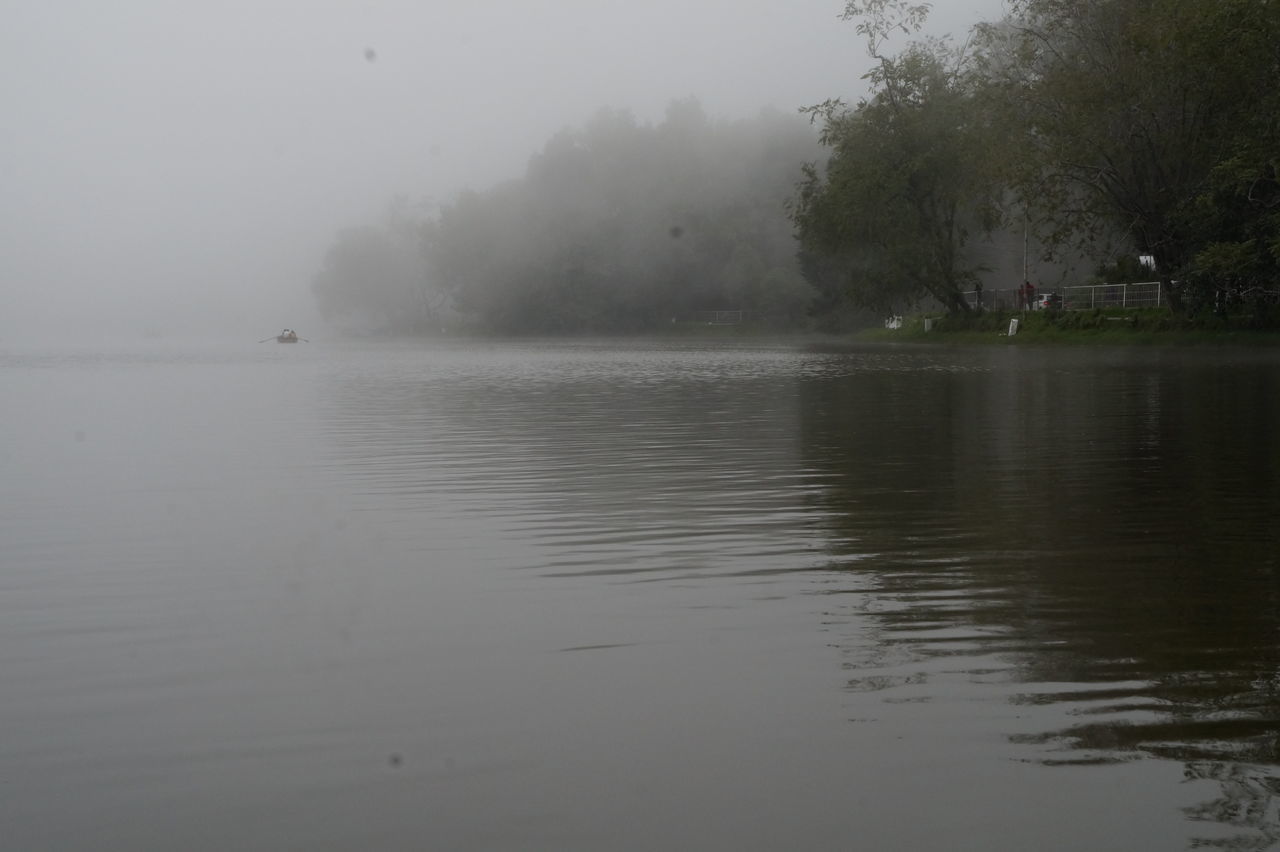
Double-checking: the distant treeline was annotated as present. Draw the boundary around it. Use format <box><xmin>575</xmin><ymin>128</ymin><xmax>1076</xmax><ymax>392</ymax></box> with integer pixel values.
<box><xmin>313</xmin><ymin>101</ymin><xmax>822</xmax><ymax>334</ymax></box>
<box><xmin>313</xmin><ymin>0</ymin><xmax>1280</xmax><ymax>333</ymax></box>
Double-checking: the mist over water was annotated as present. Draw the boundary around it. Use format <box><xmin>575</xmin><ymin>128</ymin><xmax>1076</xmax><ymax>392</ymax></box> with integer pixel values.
<box><xmin>4</xmin><ymin>338</ymin><xmax>1279</xmax><ymax>850</ymax></box>
<box><xmin>0</xmin><ymin>1</ymin><xmax>1004</xmax><ymax>340</ymax></box>
<box><xmin>4</xmin><ymin>2</ymin><xmax>1276</xmax><ymax>847</ymax></box>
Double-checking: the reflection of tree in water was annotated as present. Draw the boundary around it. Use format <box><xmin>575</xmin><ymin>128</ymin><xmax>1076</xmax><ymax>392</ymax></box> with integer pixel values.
<box><xmin>796</xmin><ymin>347</ymin><xmax>1280</xmax><ymax>845</ymax></box>
<box><xmin>1182</xmin><ymin>761</ymin><xmax>1280</xmax><ymax>850</ymax></box>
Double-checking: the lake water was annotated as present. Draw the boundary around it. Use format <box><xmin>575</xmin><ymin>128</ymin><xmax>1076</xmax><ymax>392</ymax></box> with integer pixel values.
<box><xmin>3</xmin><ymin>337</ymin><xmax>1280</xmax><ymax>850</ymax></box>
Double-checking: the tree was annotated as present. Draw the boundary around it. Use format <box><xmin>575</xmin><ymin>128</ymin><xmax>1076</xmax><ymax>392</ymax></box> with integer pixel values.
<box><xmin>424</xmin><ymin>101</ymin><xmax>821</xmax><ymax>333</ymax></box>
<box><xmin>975</xmin><ymin>0</ymin><xmax>1280</xmax><ymax>312</ymax></box>
<box><xmin>312</xmin><ymin>198</ymin><xmax>448</xmax><ymax>333</ymax></box>
<box><xmin>794</xmin><ymin>1</ymin><xmax>998</xmax><ymax>316</ymax></box>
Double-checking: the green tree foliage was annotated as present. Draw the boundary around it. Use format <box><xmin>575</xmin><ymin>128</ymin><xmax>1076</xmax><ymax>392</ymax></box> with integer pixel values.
<box><xmin>975</xmin><ymin>0</ymin><xmax>1280</xmax><ymax>312</ymax></box>
<box><xmin>793</xmin><ymin>1</ymin><xmax>999</xmax><ymax>316</ymax></box>
<box><xmin>426</xmin><ymin>101</ymin><xmax>822</xmax><ymax>333</ymax></box>
<box><xmin>1181</xmin><ymin>156</ymin><xmax>1280</xmax><ymax>309</ymax></box>
<box><xmin>314</xmin><ymin>0</ymin><xmax>1279</xmax><ymax>333</ymax></box>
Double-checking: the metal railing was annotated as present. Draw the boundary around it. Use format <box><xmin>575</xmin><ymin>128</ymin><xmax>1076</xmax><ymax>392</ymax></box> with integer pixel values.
<box><xmin>691</xmin><ymin>310</ymin><xmax>746</xmax><ymax>324</ymax></box>
<box><xmin>964</xmin><ymin>281</ymin><xmax>1164</xmax><ymax>312</ymax></box>
<box><xmin>958</xmin><ymin>282</ymin><xmax>1280</xmax><ymax>314</ymax></box>
<box><xmin>1061</xmin><ymin>281</ymin><xmax>1162</xmax><ymax>309</ymax></box>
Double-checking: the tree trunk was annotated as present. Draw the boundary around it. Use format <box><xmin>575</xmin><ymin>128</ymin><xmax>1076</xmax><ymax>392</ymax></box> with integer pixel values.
<box><xmin>1150</xmin><ymin>243</ymin><xmax>1184</xmax><ymax>315</ymax></box>
<box><xmin>1160</xmin><ymin>276</ymin><xmax>1183</xmax><ymax>315</ymax></box>
<box><xmin>938</xmin><ymin>286</ymin><xmax>971</xmax><ymax>316</ymax></box>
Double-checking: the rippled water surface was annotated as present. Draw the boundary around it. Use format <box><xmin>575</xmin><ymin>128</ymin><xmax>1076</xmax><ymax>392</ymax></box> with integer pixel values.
<box><xmin>4</xmin><ymin>338</ymin><xmax>1280</xmax><ymax>850</ymax></box>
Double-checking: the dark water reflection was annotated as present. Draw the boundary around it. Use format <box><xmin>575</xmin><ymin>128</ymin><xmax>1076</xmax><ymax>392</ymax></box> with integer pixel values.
<box><xmin>3</xmin><ymin>339</ymin><xmax>1280</xmax><ymax>850</ymax></box>
<box><xmin>317</xmin><ymin>340</ymin><xmax>1280</xmax><ymax>847</ymax></box>
<box><xmin>801</xmin><ymin>345</ymin><xmax>1280</xmax><ymax>847</ymax></box>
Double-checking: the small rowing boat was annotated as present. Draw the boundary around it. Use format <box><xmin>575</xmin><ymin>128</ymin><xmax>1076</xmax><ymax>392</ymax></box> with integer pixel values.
<box><xmin>259</xmin><ymin>329</ymin><xmax>305</xmax><ymax>343</ymax></box>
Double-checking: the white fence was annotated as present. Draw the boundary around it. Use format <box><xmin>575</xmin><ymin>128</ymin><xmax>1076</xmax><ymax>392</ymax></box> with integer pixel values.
<box><xmin>964</xmin><ymin>281</ymin><xmax>1164</xmax><ymax>312</ymax></box>
<box><xmin>953</xmin><ymin>282</ymin><xmax>1280</xmax><ymax>314</ymax></box>
<box><xmin>1061</xmin><ymin>281</ymin><xmax>1162</xmax><ymax>309</ymax></box>
<box><xmin>691</xmin><ymin>310</ymin><xmax>746</xmax><ymax>324</ymax></box>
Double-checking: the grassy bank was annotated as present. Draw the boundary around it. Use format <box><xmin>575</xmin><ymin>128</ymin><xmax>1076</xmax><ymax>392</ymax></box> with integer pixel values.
<box><xmin>860</xmin><ymin>308</ymin><xmax>1280</xmax><ymax>345</ymax></box>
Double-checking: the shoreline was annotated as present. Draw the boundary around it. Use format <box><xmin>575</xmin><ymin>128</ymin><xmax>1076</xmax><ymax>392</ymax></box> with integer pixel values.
<box><xmin>858</xmin><ymin>309</ymin><xmax>1280</xmax><ymax>346</ymax></box>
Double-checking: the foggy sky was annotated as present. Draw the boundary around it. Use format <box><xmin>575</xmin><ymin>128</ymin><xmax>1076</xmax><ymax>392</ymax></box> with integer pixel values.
<box><xmin>0</xmin><ymin>0</ymin><xmax>1003</xmax><ymax>340</ymax></box>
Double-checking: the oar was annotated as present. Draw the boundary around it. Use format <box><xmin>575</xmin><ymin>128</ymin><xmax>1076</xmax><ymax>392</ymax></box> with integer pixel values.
<box><xmin>258</xmin><ymin>336</ymin><xmax>277</xmax><ymax>342</ymax></box>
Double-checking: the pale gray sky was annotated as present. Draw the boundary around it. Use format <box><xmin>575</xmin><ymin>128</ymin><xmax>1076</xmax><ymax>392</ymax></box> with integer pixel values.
<box><xmin>0</xmin><ymin>0</ymin><xmax>1004</xmax><ymax>339</ymax></box>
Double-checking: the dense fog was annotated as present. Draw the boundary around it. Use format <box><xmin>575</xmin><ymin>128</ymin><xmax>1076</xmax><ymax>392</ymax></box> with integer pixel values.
<box><xmin>0</xmin><ymin>0</ymin><xmax>1000</xmax><ymax>341</ymax></box>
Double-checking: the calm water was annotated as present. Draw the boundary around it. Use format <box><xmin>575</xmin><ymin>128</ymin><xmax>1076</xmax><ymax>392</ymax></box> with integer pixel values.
<box><xmin>3</xmin><ymin>338</ymin><xmax>1279</xmax><ymax>850</ymax></box>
